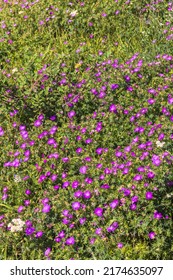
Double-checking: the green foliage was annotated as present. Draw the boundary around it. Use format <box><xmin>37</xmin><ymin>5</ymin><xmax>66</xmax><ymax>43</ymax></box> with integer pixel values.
<box><xmin>0</xmin><ymin>0</ymin><xmax>173</xmax><ymax>260</ymax></box>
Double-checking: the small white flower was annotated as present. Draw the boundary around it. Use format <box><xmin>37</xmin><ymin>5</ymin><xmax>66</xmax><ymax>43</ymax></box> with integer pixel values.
<box><xmin>156</xmin><ymin>140</ymin><xmax>165</xmax><ymax>148</ymax></box>
<box><xmin>12</xmin><ymin>219</ymin><xmax>19</xmax><ymax>224</ymax></box>
<box><xmin>70</xmin><ymin>10</ymin><xmax>78</xmax><ymax>17</ymax></box>
<box><xmin>12</xmin><ymin>218</ymin><xmax>25</xmax><ymax>227</ymax></box>
<box><xmin>14</xmin><ymin>174</ymin><xmax>22</xmax><ymax>182</ymax></box>
<box><xmin>166</xmin><ymin>193</ymin><xmax>173</xmax><ymax>198</ymax></box>
<box><xmin>8</xmin><ymin>222</ymin><xmax>13</xmax><ymax>228</ymax></box>
<box><xmin>18</xmin><ymin>11</ymin><xmax>24</xmax><ymax>15</ymax></box>
<box><xmin>10</xmin><ymin>226</ymin><xmax>23</xmax><ymax>233</ymax></box>
<box><xmin>8</xmin><ymin>218</ymin><xmax>25</xmax><ymax>232</ymax></box>
<box><xmin>12</xmin><ymin>68</ymin><xmax>18</xmax><ymax>74</ymax></box>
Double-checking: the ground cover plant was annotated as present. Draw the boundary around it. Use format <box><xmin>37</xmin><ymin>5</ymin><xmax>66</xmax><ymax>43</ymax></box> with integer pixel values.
<box><xmin>0</xmin><ymin>0</ymin><xmax>173</xmax><ymax>260</ymax></box>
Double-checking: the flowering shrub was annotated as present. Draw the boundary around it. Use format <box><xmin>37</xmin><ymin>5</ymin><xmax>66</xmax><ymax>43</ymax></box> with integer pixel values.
<box><xmin>0</xmin><ymin>0</ymin><xmax>173</xmax><ymax>260</ymax></box>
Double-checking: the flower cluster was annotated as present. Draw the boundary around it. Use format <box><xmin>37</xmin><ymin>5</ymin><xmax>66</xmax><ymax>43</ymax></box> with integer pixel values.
<box><xmin>0</xmin><ymin>0</ymin><xmax>173</xmax><ymax>260</ymax></box>
<box><xmin>8</xmin><ymin>218</ymin><xmax>25</xmax><ymax>233</ymax></box>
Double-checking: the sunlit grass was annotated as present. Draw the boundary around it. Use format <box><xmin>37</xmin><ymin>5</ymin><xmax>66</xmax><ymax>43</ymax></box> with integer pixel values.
<box><xmin>0</xmin><ymin>0</ymin><xmax>173</xmax><ymax>260</ymax></box>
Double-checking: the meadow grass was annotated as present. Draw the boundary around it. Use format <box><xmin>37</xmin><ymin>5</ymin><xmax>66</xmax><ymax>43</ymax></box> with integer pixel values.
<box><xmin>0</xmin><ymin>0</ymin><xmax>173</xmax><ymax>260</ymax></box>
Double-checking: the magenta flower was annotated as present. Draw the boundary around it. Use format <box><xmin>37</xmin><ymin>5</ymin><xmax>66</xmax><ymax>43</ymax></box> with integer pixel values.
<box><xmin>85</xmin><ymin>177</ymin><xmax>93</xmax><ymax>184</ymax></box>
<box><xmin>83</xmin><ymin>190</ymin><xmax>91</xmax><ymax>199</ymax></box>
<box><xmin>148</xmin><ymin>232</ymin><xmax>156</xmax><ymax>239</ymax></box>
<box><xmin>168</xmin><ymin>95</ymin><xmax>173</xmax><ymax>104</ymax></box>
<box><xmin>44</xmin><ymin>247</ymin><xmax>51</xmax><ymax>257</ymax></box>
<box><xmin>100</xmin><ymin>184</ymin><xmax>110</xmax><ymax>189</ymax></box>
<box><xmin>58</xmin><ymin>230</ymin><xmax>66</xmax><ymax>238</ymax></box>
<box><xmin>107</xmin><ymin>225</ymin><xmax>115</xmax><ymax>232</ymax></box>
<box><xmin>99</xmin><ymin>174</ymin><xmax>105</xmax><ymax>180</ymax></box>
<box><xmin>72</xmin><ymin>201</ymin><xmax>81</xmax><ymax>211</ymax></box>
<box><xmin>158</xmin><ymin>133</ymin><xmax>165</xmax><ymax>141</ymax></box>
<box><xmin>0</xmin><ymin>127</ymin><xmax>4</xmax><ymax>136</ymax></box>
<box><xmin>50</xmin><ymin>115</ymin><xmax>57</xmax><ymax>121</ymax></box>
<box><xmin>131</xmin><ymin>196</ymin><xmax>139</xmax><ymax>203</ymax></box>
<box><xmin>85</xmin><ymin>138</ymin><xmax>93</xmax><ymax>144</ymax></box>
<box><xmin>17</xmin><ymin>206</ymin><xmax>24</xmax><ymax>213</ymax></box>
<box><xmin>104</xmin><ymin>168</ymin><xmax>112</xmax><ymax>174</ymax></box>
<box><xmin>2</xmin><ymin>193</ymin><xmax>8</xmax><ymax>200</ymax></box>
<box><xmin>76</xmin><ymin>147</ymin><xmax>83</xmax><ymax>154</ymax></box>
<box><xmin>42</xmin><ymin>204</ymin><xmax>51</xmax><ymax>213</ymax></box>
<box><xmin>55</xmin><ymin>237</ymin><xmax>61</xmax><ymax>243</ymax></box>
<box><xmin>62</xmin><ymin>209</ymin><xmax>69</xmax><ymax>217</ymax></box>
<box><xmin>127</xmin><ymin>86</ymin><xmax>133</xmax><ymax>91</ymax></box>
<box><xmin>36</xmin><ymin>231</ymin><xmax>43</xmax><ymax>238</ymax></box>
<box><xmin>79</xmin><ymin>165</ymin><xmax>87</xmax><ymax>174</ymax></box>
<box><xmin>89</xmin><ymin>238</ymin><xmax>96</xmax><ymax>244</ymax></box>
<box><xmin>62</xmin><ymin>181</ymin><xmax>70</xmax><ymax>188</ymax></box>
<box><xmin>72</xmin><ymin>180</ymin><xmax>79</xmax><ymax>189</ymax></box>
<box><xmin>130</xmin><ymin>204</ymin><xmax>137</xmax><ymax>211</ymax></box>
<box><xmin>24</xmin><ymin>200</ymin><xmax>30</xmax><ymax>206</ymax></box>
<box><xmin>148</xmin><ymin>98</ymin><xmax>155</xmax><ymax>105</ymax></box>
<box><xmin>34</xmin><ymin>119</ymin><xmax>42</xmax><ymax>127</ymax></box>
<box><xmin>95</xmin><ymin>228</ymin><xmax>102</xmax><ymax>235</ymax></box>
<box><xmin>25</xmin><ymin>189</ymin><xmax>31</xmax><ymax>195</ymax></box>
<box><xmin>146</xmin><ymin>191</ymin><xmax>153</xmax><ymax>200</ymax></box>
<box><xmin>94</xmin><ymin>207</ymin><xmax>103</xmax><ymax>217</ymax></box>
<box><xmin>54</xmin><ymin>185</ymin><xmax>60</xmax><ymax>190</ymax></box>
<box><xmin>96</xmin><ymin>147</ymin><xmax>103</xmax><ymax>155</ymax></box>
<box><xmin>107</xmin><ymin>222</ymin><xmax>118</xmax><ymax>233</ymax></box>
<box><xmin>133</xmin><ymin>174</ymin><xmax>143</xmax><ymax>181</ymax></box>
<box><xmin>39</xmin><ymin>20</ymin><xmax>44</xmax><ymax>25</ymax></box>
<box><xmin>25</xmin><ymin>227</ymin><xmax>35</xmax><ymax>235</ymax></box>
<box><xmin>49</xmin><ymin>126</ymin><xmax>58</xmax><ymax>135</ymax></box>
<box><xmin>154</xmin><ymin>211</ymin><xmax>162</xmax><ymax>219</ymax></box>
<box><xmin>45</xmin><ymin>171</ymin><xmax>51</xmax><ymax>177</ymax></box>
<box><xmin>42</xmin><ymin>198</ymin><xmax>49</xmax><ymax>205</ymax></box>
<box><xmin>47</xmin><ymin>138</ymin><xmax>56</xmax><ymax>145</ymax></box>
<box><xmin>62</xmin><ymin>218</ymin><xmax>70</xmax><ymax>225</ymax></box>
<box><xmin>76</xmin><ymin>135</ymin><xmax>82</xmax><ymax>141</ymax></box>
<box><xmin>117</xmin><ymin>242</ymin><xmax>123</xmax><ymax>248</ymax></box>
<box><xmin>147</xmin><ymin>171</ymin><xmax>155</xmax><ymax>179</ymax></box>
<box><xmin>123</xmin><ymin>188</ymin><xmax>131</xmax><ymax>196</ymax></box>
<box><xmin>109</xmin><ymin>199</ymin><xmax>119</xmax><ymax>209</ymax></box>
<box><xmin>109</xmin><ymin>104</ymin><xmax>117</xmax><ymax>113</ymax></box>
<box><xmin>115</xmin><ymin>151</ymin><xmax>122</xmax><ymax>157</ymax></box>
<box><xmin>65</xmin><ymin>236</ymin><xmax>75</xmax><ymax>245</ymax></box>
<box><xmin>96</xmin><ymin>163</ymin><xmax>103</xmax><ymax>169</ymax></box>
<box><xmin>112</xmin><ymin>221</ymin><xmax>119</xmax><ymax>229</ymax></box>
<box><xmin>124</xmin><ymin>146</ymin><xmax>131</xmax><ymax>152</ymax></box>
<box><xmin>122</xmin><ymin>167</ymin><xmax>129</xmax><ymax>175</ymax></box>
<box><xmin>68</xmin><ymin>110</ymin><xmax>76</xmax><ymax>118</ymax></box>
<box><xmin>25</xmin><ymin>220</ymin><xmax>32</xmax><ymax>227</ymax></box>
<box><xmin>137</xmin><ymin>166</ymin><xmax>145</xmax><ymax>172</ymax></box>
<box><xmin>74</xmin><ymin>190</ymin><xmax>83</xmax><ymax>198</ymax></box>
<box><xmin>3</xmin><ymin>187</ymin><xmax>8</xmax><ymax>193</ymax></box>
<box><xmin>38</xmin><ymin>174</ymin><xmax>46</xmax><ymax>183</ymax></box>
<box><xmin>79</xmin><ymin>217</ymin><xmax>86</xmax><ymax>225</ymax></box>
<box><xmin>85</xmin><ymin>157</ymin><xmax>92</xmax><ymax>162</ymax></box>
<box><xmin>111</xmin><ymin>84</ymin><xmax>119</xmax><ymax>90</ymax></box>
<box><xmin>62</xmin><ymin>172</ymin><xmax>67</xmax><ymax>179</ymax></box>
<box><xmin>124</xmin><ymin>75</ymin><xmax>131</xmax><ymax>82</ymax></box>
<box><xmin>152</xmin><ymin>155</ymin><xmax>161</xmax><ymax>166</ymax></box>
<box><xmin>62</xmin><ymin>157</ymin><xmax>69</xmax><ymax>163</ymax></box>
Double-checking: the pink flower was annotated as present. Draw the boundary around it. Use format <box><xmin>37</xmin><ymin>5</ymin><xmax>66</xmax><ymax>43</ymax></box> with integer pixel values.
<box><xmin>79</xmin><ymin>166</ymin><xmax>87</xmax><ymax>174</ymax></box>
<box><xmin>148</xmin><ymin>232</ymin><xmax>156</xmax><ymax>239</ymax></box>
